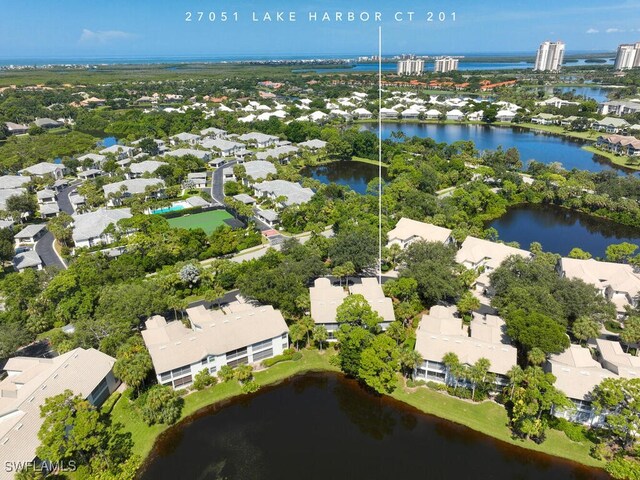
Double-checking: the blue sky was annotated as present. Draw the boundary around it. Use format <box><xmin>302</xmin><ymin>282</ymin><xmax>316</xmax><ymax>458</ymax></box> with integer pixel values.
<box><xmin>1</xmin><ymin>0</ymin><xmax>640</xmax><ymax>59</ymax></box>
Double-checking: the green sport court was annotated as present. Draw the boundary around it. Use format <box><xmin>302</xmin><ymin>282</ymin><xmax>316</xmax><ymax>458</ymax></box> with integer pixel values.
<box><xmin>166</xmin><ymin>210</ymin><xmax>235</xmax><ymax>235</ymax></box>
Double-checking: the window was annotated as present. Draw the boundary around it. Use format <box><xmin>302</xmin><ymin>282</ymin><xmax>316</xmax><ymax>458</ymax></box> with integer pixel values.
<box><xmin>251</xmin><ymin>339</ymin><xmax>273</xmax><ymax>352</ymax></box>
<box><xmin>173</xmin><ymin>375</ymin><xmax>192</xmax><ymax>388</ymax></box>
<box><xmin>226</xmin><ymin>347</ymin><xmax>248</xmax><ymax>361</ymax></box>
<box><xmin>252</xmin><ymin>348</ymin><xmax>273</xmax><ymax>361</ymax></box>
<box><xmin>209</xmin><ymin>366</ymin><xmax>217</xmax><ymax>374</ymax></box>
<box><xmin>227</xmin><ymin>356</ymin><xmax>248</xmax><ymax>368</ymax></box>
<box><xmin>282</xmin><ymin>343</ymin><xmax>288</xmax><ymax>350</ymax></box>
<box><xmin>160</xmin><ymin>372</ymin><xmax>172</xmax><ymax>382</ymax></box>
<box><xmin>281</xmin><ymin>333</ymin><xmax>287</xmax><ymax>339</ymax></box>
<box><xmin>171</xmin><ymin>365</ymin><xmax>191</xmax><ymax>378</ymax></box>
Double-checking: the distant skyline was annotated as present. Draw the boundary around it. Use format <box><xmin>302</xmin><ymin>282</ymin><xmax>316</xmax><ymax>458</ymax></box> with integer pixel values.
<box><xmin>1</xmin><ymin>0</ymin><xmax>640</xmax><ymax>60</ymax></box>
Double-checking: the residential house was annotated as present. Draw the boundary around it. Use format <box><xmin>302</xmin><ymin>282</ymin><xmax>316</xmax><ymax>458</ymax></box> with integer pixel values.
<box><xmin>414</xmin><ymin>306</ymin><xmax>517</xmax><ymax>386</ymax></box>
<box><xmin>71</xmin><ymin>208</ymin><xmax>132</xmax><ymax>249</ymax></box>
<box><xmin>309</xmin><ymin>277</ymin><xmax>394</xmax><ymax>340</ymax></box>
<box><xmin>598</xmin><ymin>100</ymin><xmax>640</xmax><ymax>117</ymax></box>
<box><xmin>0</xmin><ymin>348</ymin><xmax>119</xmax><ymax>480</ymax></box>
<box><xmin>424</xmin><ymin>109</ymin><xmax>442</xmax><ymax>120</ymax></box>
<box><xmin>4</xmin><ymin>122</ymin><xmax>28</xmax><ymax>135</ymax></box>
<box><xmin>558</xmin><ymin>257</ymin><xmax>640</xmax><ymax>316</ymax></box>
<box><xmin>446</xmin><ymin>109</ymin><xmax>465</xmax><ymax>121</ymax></box>
<box><xmin>208</xmin><ymin>158</ymin><xmax>226</xmax><ymax>169</ymax></box>
<box><xmin>14</xmin><ymin>224</ymin><xmax>46</xmax><ymax>245</ymax></box>
<box><xmin>170</xmin><ymin>132</ymin><xmax>201</xmax><ymax>146</ymax></box>
<box><xmin>201</xmin><ymin>138</ymin><xmax>244</xmax><ymax>157</ymax></box>
<box><xmin>142</xmin><ymin>300</ymin><xmax>289</xmax><ymax>389</ymax></box>
<box><xmin>596</xmin><ymin>134</ymin><xmax>640</xmax><ymax>157</ymax></box>
<box><xmin>12</xmin><ymin>250</ymin><xmax>43</xmax><ymax>272</ymax></box>
<box><xmin>255</xmin><ymin>208</ymin><xmax>279</xmax><ymax>227</ymax></box>
<box><xmin>535</xmin><ymin>96</ymin><xmax>580</xmax><ymax>109</ymax></box>
<box><xmin>0</xmin><ymin>175</ymin><xmax>30</xmax><ymax>190</ymax></box>
<box><xmin>19</xmin><ymin>162</ymin><xmax>65</xmax><ymax>180</ymax></box>
<box><xmin>33</xmin><ymin>118</ymin><xmax>62</xmax><ymax>129</ymax></box>
<box><xmin>298</xmin><ymin>139</ymin><xmax>327</xmax><ymax>150</ymax></box>
<box><xmin>253</xmin><ymin>180</ymin><xmax>314</xmax><ymax>207</ymax></box>
<box><xmin>546</xmin><ymin>345</ymin><xmax>614</xmax><ymax>425</ymax></box>
<box><xmin>0</xmin><ymin>189</ymin><xmax>26</xmax><ymax>212</ymax></box>
<box><xmin>232</xmin><ymin>194</ymin><xmax>256</xmax><ymax>205</ymax></box>
<box><xmin>186</xmin><ymin>172</ymin><xmax>208</xmax><ymax>188</ymax></box>
<box><xmin>243</xmin><ymin>160</ymin><xmax>277</xmax><ymax>182</ymax></box>
<box><xmin>496</xmin><ymin>110</ymin><xmax>516</xmax><ymax>122</ymax></box>
<box><xmin>127</xmin><ymin>160</ymin><xmax>168</xmax><ymax>179</ymax></box>
<box><xmin>102</xmin><ymin>178</ymin><xmax>165</xmax><ymax>206</ymax></box>
<box><xmin>164</xmin><ymin>148</ymin><xmax>211</xmax><ymax>161</ymax></box>
<box><xmin>592</xmin><ymin>117</ymin><xmax>630</xmax><ymax>134</ymax></box>
<box><xmin>36</xmin><ymin>189</ymin><xmax>56</xmax><ymax>204</ymax></box>
<box><xmin>255</xmin><ymin>145</ymin><xmax>299</xmax><ymax>163</ymax></box>
<box><xmin>531</xmin><ymin>113</ymin><xmax>563</xmax><ymax>125</ymax></box>
<box><xmin>456</xmin><ymin>236</ymin><xmax>532</xmax><ymax>293</ymax></box>
<box><xmin>77</xmin><ymin>169</ymin><xmax>103</xmax><ymax>180</ymax></box>
<box><xmin>39</xmin><ymin>202</ymin><xmax>60</xmax><ymax>218</ymax></box>
<box><xmin>387</xmin><ymin>218</ymin><xmax>452</xmax><ymax>249</ymax></box>
<box><xmin>77</xmin><ymin>153</ymin><xmax>107</xmax><ymax>169</ymax></box>
<box><xmin>200</xmin><ymin>127</ymin><xmax>227</xmax><ymax>138</ymax></box>
<box><xmin>352</xmin><ymin>108</ymin><xmax>373</xmax><ymax>119</ymax></box>
<box><xmin>99</xmin><ymin>145</ymin><xmax>136</xmax><ymax>161</ymax></box>
<box><xmin>237</xmin><ymin>132</ymin><xmax>279</xmax><ymax>148</ymax></box>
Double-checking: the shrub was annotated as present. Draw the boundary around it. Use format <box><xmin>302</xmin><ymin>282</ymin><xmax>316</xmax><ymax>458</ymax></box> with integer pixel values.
<box><xmin>140</xmin><ymin>385</ymin><xmax>184</xmax><ymax>425</ymax></box>
<box><xmin>605</xmin><ymin>457</ymin><xmax>640</xmax><ymax>480</ymax></box>
<box><xmin>261</xmin><ymin>349</ymin><xmax>301</xmax><ymax>368</ymax></box>
<box><xmin>234</xmin><ymin>364</ymin><xmax>254</xmax><ymax>383</ymax></box>
<box><xmin>549</xmin><ymin>417</ymin><xmax>589</xmax><ymax>443</ymax></box>
<box><xmin>99</xmin><ymin>392</ymin><xmax>121</xmax><ymax>415</ymax></box>
<box><xmin>406</xmin><ymin>379</ymin><xmax>427</xmax><ymax>388</ymax></box>
<box><xmin>193</xmin><ymin>369</ymin><xmax>218</xmax><ymax>391</ymax></box>
<box><xmin>241</xmin><ymin>380</ymin><xmax>260</xmax><ymax>394</ymax></box>
<box><xmin>218</xmin><ymin>365</ymin><xmax>235</xmax><ymax>382</ymax></box>
<box><xmin>426</xmin><ymin>381</ymin><xmax>448</xmax><ymax>391</ymax></box>
<box><xmin>447</xmin><ymin>386</ymin><xmax>472</xmax><ymax>399</ymax></box>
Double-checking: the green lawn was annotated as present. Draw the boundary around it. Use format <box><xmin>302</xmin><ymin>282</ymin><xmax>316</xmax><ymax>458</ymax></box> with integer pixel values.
<box><xmin>392</xmin><ymin>386</ymin><xmax>603</xmax><ymax>468</ymax></box>
<box><xmin>583</xmin><ymin>146</ymin><xmax>640</xmax><ymax>171</ymax></box>
<box><xmin>165</xmin><ymin>210</ymin><xmax>234</xmax><ymax>235</ymax></box>
<box><xmin>111</xmin><ymin>349</ymin><xmax>339</xmax><ymax>459</ymax></box>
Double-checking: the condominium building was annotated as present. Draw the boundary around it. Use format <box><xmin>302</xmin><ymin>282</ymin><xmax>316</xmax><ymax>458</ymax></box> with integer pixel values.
<box><xmin>397</xmin><ymin>58</ymin><xmax>425</xmax><ymax>76</ymax></box>
<box><xmin>434</xmin><ymin>57</ymin><xmax>459</xmax><ymax>73</ymax></box>
<box><xmin>142</xmin><ymin>299</ymin><xmax>289</xmax><ymax>389</ymax></box>
<box><xmin>614</xmin><ymin>42</ymin><xmax>640</xmax><ymax>70</ymax></box>
<box><xmin>534</xmin><ymin>41</ymin><xmax>565</xmax><ymax>72</ymax></box>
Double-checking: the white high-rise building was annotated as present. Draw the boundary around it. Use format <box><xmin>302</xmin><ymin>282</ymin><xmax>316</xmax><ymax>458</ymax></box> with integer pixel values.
<box><xmin>397</xmin><ymin>58</ymin><xmax>425</xmax><ymax>76</ymax></box>
<box><xmin>534</xmin><ymin>41</ymin><xmax>565</xmax><ymax>72</ymax></box>
<box><xmin>614</xmin><ymin>42</ymin><xmax>640</xmax><ymax>70</ymax></box>
<box><xmin>434</xmin><ymin>57</ymin><xmax>459</xmax><ymax>73</ymax></box>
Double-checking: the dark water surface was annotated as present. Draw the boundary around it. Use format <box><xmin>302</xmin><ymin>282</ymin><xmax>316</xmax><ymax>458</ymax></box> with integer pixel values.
<box><xmin>302</xmin><ymin>161</ymin><xmax>388</xmax><ymax>194</ymax></box>
<box><xmin>488</xmin><ymin>204</ymin><xmax>640</xmax><ymax>258</ymax></box>
<box><xmin>140</xmin><ymin>373</ymin><xmax>608</xmax><ymax>480</ymax></box>
<box><xmin>360</xmin><ymin>123</ymin><xmax>636</xmax><ymax>175</ymax></box>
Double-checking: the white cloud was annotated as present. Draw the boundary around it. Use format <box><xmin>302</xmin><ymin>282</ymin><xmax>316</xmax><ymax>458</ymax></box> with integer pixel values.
<box><xmin>605</xmin><ymin>28</ymin><xmax>625</xmax><ymax>33</ymax></box>
<box><xmin>586</xmin><ymin>28</ymin><xmax>599</xmax><ymax>34</ymax></box>
<box><xmin>79</xmin><ymin>29</ymin><xmax>136</xmax><ymax>44</ymax></box>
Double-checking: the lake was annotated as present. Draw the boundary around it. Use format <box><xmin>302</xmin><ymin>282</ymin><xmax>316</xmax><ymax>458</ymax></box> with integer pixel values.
<box><xmin>539</xmin><ymin>86</ymin><xmax>613</xmax><ymax>103</ymax></box>
<box><xmin>361</xmin><ymin>123</ymin><xmax>634</xmax><ymax>175</ymax></box>
<box><xmin>488</xmin><ymin>204</ymin><xmax>640</xmax><ymax>258</ymax></box>
<box><xmin>140</xmin><ymin>373</ymin><xmax>607</xmax><ymax>480</ymax></box>
<box><xmin>302</xmin><ymin>161</ymin><xmax>387</xmax><ymax>194</ymax></box>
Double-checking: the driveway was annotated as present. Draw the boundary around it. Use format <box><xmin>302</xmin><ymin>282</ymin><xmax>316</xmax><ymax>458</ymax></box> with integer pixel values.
<box><xmin>211</xmin><ymin>159</ymin><xmax>238</xmax><ymax>204</ymax></box>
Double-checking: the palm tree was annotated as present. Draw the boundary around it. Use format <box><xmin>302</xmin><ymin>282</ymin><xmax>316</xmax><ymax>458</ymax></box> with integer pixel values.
<box><xmin>527</xmin><ymin>347</ymin><xmax>546</xmax><ymax>367</ymax></box>
<box><xmin>399</xmin><ymin>347</ymin><xmax>423</xmax><ymax>379</ymax></box>
<box><xmin>506</xmin><ymin>365</ymin><xmax>524</xmax><ymax>400</ymax></box>
<box><xmin>312</xmin><ymin>325</ymin><xmax>328</xmax><ymax>351</ymax></box>
<box><xmin>468</xmin><ymin>358</ymin><xmax>492</xmax><ymax>401</ymax></box>
<box><xmin>442</xmin><ymin>352</ymin><xmax>463</xmax><ymax>392</ymax></box>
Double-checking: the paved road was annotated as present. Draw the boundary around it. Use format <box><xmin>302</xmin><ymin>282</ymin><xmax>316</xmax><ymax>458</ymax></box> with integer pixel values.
<box><xmin>34</xmin><ymin>182</ymin><xmax>78</xmax><ymax>270</ymax></box>
<box><xmin>211</xmin><ymin>159</ymin><xmax>238</xmax><ymax>204</ymax></box>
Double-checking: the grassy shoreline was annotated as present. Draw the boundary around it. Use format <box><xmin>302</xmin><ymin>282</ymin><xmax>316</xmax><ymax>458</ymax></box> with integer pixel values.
<box><xmin>115</xmin><ymin>350</ymin><xmax>604</xmax><ymax>474</ymax></box>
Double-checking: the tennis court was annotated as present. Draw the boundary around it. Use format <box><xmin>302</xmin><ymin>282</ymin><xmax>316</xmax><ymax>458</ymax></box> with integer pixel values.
<box><xmin>166</xmin><ymin>209</ymin><xmax>235</xmax><ymax>235</ymax></box>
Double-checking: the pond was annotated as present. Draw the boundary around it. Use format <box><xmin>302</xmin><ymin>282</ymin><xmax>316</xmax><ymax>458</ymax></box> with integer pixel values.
<box><xmin>361</xmin><ymin>123</ymin><xmax>635</xmax><ymax>175</ymax></box>
<box><xmin>100</xmin><ymin>136</ymin><xmax>118</xmax><ymax>148</ymax></box>
<box><xmin>487</xmin><ymin>204</ymin><xmax>640</xmax><ymax>258</ymax></box>
<box><xmin>140</xmin><ymin>373</ymin><xmax>607</xmax><ymax>480</ymax></box>
<box><xmin>302</xmin><ymin>161</ymin><xmax>388</xmax><ymax>194</ymax></box>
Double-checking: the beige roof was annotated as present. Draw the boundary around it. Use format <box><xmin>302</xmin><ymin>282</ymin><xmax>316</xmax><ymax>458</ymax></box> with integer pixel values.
<box><xmin>560</xmin><ymin>258</ymin><xmax>640</xmax><ymax>305</ymax></box>
<box><xmin>387</xmin><ymin>218</ymin><xmax>452</xmax><ymax>246</ymax></box>
<box><xmin>309</xmin><ymin>278</ymin><xmax>348</xmax><ymax>325</ymax></box>
<box><xmin>0</xmin><ymin>349</ymin><xmax>116</xmax><ymax>479</ymax></box>
<box><xmin>415</xmin><ymin>306</ymin><xmax>517</xmax><ymax>376</ymax></box>
<box><xmin>348</xmin><ymin>278</ymin><xmax>396</xmax><ymax>323</ymax></box>
<box><xmin>470</xmin><ymin>312</ymin><xmax>509</xmax><ymax>344</ymax></box>
<box><xmin>595</xmin><ymin>338</ymin><xmax>640</xmax><ymax>378</ymax></box>
<box><xmin>142</xmin><ymin>301</ymin><xmax>288</xmax><ymax>374</ymax></box>
<box><xmin>456</xmin><ymin>236</ymin><xmax>531</xmax><ymax>268</ymax></box>
<box><xmin>548</xmin><ymin>345</ymin><xmax>616</xmax><ymax>401</ymax></box>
